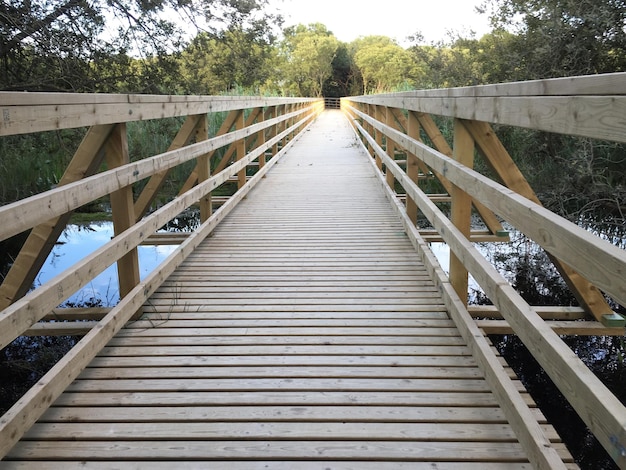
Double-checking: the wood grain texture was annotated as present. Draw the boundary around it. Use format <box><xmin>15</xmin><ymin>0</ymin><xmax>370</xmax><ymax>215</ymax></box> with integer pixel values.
<box><xmin>4</xmin><ymin>111</ymin><xmax>573</xmax><ymax>468</ymax></box>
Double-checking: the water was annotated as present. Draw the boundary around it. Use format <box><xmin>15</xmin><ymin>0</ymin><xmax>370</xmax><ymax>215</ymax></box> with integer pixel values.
<box><xmin>34</xmin><ymin>222</ymin><xmax>177</xmax><ymax>307</ymax></box>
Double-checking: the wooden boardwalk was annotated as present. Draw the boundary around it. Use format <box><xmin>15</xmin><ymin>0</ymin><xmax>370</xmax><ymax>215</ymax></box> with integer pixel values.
<box><xmin>4</xmin><ymin>111</ymin><xmax>574</xmax><ymax>468</ymax></box>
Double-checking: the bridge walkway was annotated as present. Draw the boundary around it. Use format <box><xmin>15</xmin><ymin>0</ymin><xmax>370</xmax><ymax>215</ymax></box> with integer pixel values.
<box><xmin>4</xmin><ymin>111</ymin><xmax>574</xmax><ymax>468</ymax></box>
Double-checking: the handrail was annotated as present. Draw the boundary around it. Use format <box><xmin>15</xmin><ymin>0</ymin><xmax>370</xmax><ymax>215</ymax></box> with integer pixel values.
<box><xmin>342</xmin><ymin>72</ymin><xmax>626</xmax><ymax>468</ymax></box>
<box><xmin>0</xmin><ymin>93</ymin><xmax>323</xmax><ymax>457</ymax></box>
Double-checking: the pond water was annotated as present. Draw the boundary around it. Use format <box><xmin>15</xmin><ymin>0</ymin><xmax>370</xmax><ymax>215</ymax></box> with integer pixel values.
<box><xmin>35</xmin><ymin>222</ymin><xmax>177</xmax><ymax>307</ymax></box>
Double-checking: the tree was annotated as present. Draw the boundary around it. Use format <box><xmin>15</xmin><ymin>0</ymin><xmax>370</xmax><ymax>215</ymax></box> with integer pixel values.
<box><xmin>280</xmin><ymin>23</ymin><xmax>339</xmax><ymax>97</ymax></box>
<box><xmin>351</xmin><ymin>36</ymin><xmax>419</xmax><ymax>94</ymax></box>
<box><xmin>0</xmin><ymin>0</ymin><xmax>281</xmax><ymax>91</ymax></box>
<box><xmin>180</xmin><ymin>26</ymin><xmax>276</xmax><ymax>94</ymax></box>
<box><xmin>479</xmin><ymin>0</ymin><xmax>626</xmax><ymax>79</ymax></box>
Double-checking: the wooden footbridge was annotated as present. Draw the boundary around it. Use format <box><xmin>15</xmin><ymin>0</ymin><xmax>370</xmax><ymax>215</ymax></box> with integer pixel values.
<box><xmin>1</xmin><ymin>73</ymin><xmax>626</xmax><ymax>469</ymax></box>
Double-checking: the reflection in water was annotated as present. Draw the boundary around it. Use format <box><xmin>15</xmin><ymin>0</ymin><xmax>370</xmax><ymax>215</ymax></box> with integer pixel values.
<box><xmin>35</xmin><ymin>222</ymin><xmax>177</xmax><ymax>307</ymax></box>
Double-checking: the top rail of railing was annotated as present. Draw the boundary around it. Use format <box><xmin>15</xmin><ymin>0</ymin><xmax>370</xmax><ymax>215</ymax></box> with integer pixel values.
<box><xmin>0</xmin><ymin>93</ymin><xmax>318</xmax><ymax>136</ymax></box>
<box><xmin>349</xmin><ymin>72</ymin><xmax>626</xmax><ymax>143</ymax></box>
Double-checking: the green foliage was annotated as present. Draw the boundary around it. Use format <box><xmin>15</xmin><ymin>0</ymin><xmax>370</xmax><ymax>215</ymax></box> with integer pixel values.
<box><xmin>351</xmin><ymin>36</ymin><xmax>420</xmax><ymax>94</ymax></box>
<box><xmin>480</xmin><ymin>0</ymin><xmax>626</xmax><ymax>78</ymax></box>
<box><xmin>0</xmin><ymin>0</ymin><xmax>279</xmax><ymax>92</ymax></box>
<box><xmin>180</xmin><ymin>26</ymin><xmax>276</xmax><ymax>94</ymax></box>
<box><xmin>279</xmin><ymin>23</ymin><xmax>340</xmax><ymax>97</ymax></box>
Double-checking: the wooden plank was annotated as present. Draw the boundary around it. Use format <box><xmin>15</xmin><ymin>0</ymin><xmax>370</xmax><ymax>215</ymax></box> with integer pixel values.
<box><xmin>76</xmin><ymin>366</ymin><xmax>483</xmax><ymax>380</ymax></box>
<box><xmin>378</xmin><ymin>72</ymin><xmax>626</xmax><ymax>97</ymax></box>
<box><xmin>7</xmin><ymin>440</ymin><xmax>531</xmax><ymax>461</ymax></box>
<box><xmin>353</xmin><ymin>94</ymin><xmax>626</xmax><ymax>143</ymax></box>
<box><xmin>0</xmin><ymin>95</ymin><xmax>319</xmax><ymax>136</ymax></box>
<box><xmin>449</xmin><ymin>119</ymin><xmax>474</xmax><ymax>304</ymax></box>
<box><xmin>97</xmin><ymin>345</ymin><xmax>472</xmax><ymax>357</ymax></box>
<box><xmin>39</xmin><ymin>405</ymin><xmax>537</xmax><ymax>423</ymax></box>
<box><xmin>50</xmin><ymin>390</ymin><xmax>524</xmax><ymax>407</ymax></box>
<box><xmin>476</xmin><ymin>319</ymin><xmax>625</xmax><ymax>336</ymax></box>
<box><xmin>468</xmin><ymin>305</ymin><xmax>586</xmax><ymax>320</ymax></box>
<box><xmin>23</xmin><ymin>421</ymin><xmax>522</xmax><ymax>441</ymax></box>
<box><xmin>88</xmin><ymin>354</ymin><xmax>476</xmax><ymax>367</ymax></box>
<box><xmin>0</xmin><ymin>462</ymin><xmax>541</xmax><ymax>470</ymax></box>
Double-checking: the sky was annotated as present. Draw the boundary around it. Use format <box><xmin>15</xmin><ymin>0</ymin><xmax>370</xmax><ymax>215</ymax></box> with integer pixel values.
<box><xmin>271</xmin><ymin>0</ymin><xmax>493</xmax><ymax>46</ymax></box>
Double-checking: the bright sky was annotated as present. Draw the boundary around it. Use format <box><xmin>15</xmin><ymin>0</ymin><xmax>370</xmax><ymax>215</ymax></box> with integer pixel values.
<box><xmin>271</xmin><ymin>0</ymin><xmax>492</xmax><ymax>46</ymax></box>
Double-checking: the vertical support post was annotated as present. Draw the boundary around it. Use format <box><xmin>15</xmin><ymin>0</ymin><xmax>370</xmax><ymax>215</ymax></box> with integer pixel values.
<box><xmin>236</xmin><ymin>110</ymin><xmax>246</xmax><ymax>190</ymax></box>
<box><xmin>385</xmin><ymin>107</ymin><xmax>397</xmax><ymax>189</ymax></box>
<box><xmin>406</xmin><ymin>111</ymin><xmax>421</xmax><ymax>225</ymax></box>
<box><xmin>374</xmin><ymin>106</ymin><xmax>384</xmax><ymax>170</ymax></box>
<box><xmin>266</xmin><ymin>106</ymin><xmax>277</xmax><ymax>159</ymax></box>
<box><xmin>449</xmin><ymin>118</ymin><xmax>475</xmax><ymax>305</ymax></box>
<box><xmin>105</xmin><ymin>124</ymin><xmax>141</xmax><ymax>304</ymax></box>
<box><xmin>196</xmin><ymin>115</ymin><xmax>212</xmax><ymax>223</ymax></box>
<box><xmin>259</xmin><ymin>107</ymin><xmax>268</xmax><ymax>169</ymax></box>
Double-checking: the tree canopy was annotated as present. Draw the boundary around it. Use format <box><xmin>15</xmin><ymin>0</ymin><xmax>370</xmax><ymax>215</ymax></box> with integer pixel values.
<box><xmin>2</xmin><ymin>0</ymin><xmax>626</xmax><ymax>94</ymax></box>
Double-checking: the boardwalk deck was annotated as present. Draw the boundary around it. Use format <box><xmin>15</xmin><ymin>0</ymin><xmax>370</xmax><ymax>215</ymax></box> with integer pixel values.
<box><xmin>4</xmin><ymin>111</ymin><xmax>575</xmax><ymax>468</ymax></box>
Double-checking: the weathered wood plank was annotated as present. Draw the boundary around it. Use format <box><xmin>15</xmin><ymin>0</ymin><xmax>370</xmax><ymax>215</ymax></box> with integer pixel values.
<box><xmin>39</xmin><ymin>405</ymin><xmax>546</xmax><ymax>424</ymax></box>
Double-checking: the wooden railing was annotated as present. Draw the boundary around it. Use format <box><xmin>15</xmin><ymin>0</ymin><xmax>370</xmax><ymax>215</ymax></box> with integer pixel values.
<box><xmin>0</xmin><ymin>93</ymin><xmax>323</xmax><ymax>456</ymax></box>
<box><xmin>341</xmin><ymin>72</ymin><xmax>626</xmax><ymax>468</ymax></box>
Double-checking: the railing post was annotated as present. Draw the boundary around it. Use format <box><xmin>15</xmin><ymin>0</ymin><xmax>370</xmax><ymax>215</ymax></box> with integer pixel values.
<box><xmin>236</xmin><ymin>109</ymin><xmax>246</xmax><ymax>190</ymax></box>
<box><xmin>406</xmin><ymin>111</ymin><xmax>421</xmax><ymax>225</ymax></box>
<box><xmin>259</xmin><ymin>107</ymin><xmax>268</xmax><ymax>169</ymax></box>
<box><xmin>385</xmin><ymin>107</ymin><xmax>397</xmax><ymax>188</ymax></box>
<box><xmin>105</xmin><ymin>123</ymin><xmax>141</xmax><ymax>304</ymax></box>
<box><xmin>196</xmin><ymin>115</ymin><xmax>212</xmax><ymax>223</ymax></box>
<box><xmin>373</xmin><ymin>106</ymin><xmax>384</xmax><ymax>170</ymax></box>
<box><xmin>449</xmin><ymin>118</ymin><xmax>475</xmax><ymax>305</ymax></box>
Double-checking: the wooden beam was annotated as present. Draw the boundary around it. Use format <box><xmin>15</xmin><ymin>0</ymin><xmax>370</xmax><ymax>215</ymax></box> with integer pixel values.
<box><xmin>385</xmin><ymin>107</ymin><xmax>397</xmax><ymax>188</ymax></box>
<box><xmin>461</xmin><ymin>119</ymin><xmax>616</xmax><ymax>324</ymax></box>
<box><xmin>134</xmin><ymin>115</ymin><xmax>204</xmax><ymax>221</ymax></box>
<box><xmin>105</xmin><ymin>124</ymin><xmax>140</xmax><ymax>302</ymax></box>
<box><xmin>0</xmin><ymin>124</ymin><xmax>113</xmax><ymax>310</ymax></box>
<box><xmin>417</xmin><ymin>113</ymin><xmax>504</xmax><ymax>235</ymax></box>
<box><xmin>196</xmin><ymin>115</ymin><xmax>212</xmax><ymax>224</ymax></box>
<box><xmin>0</xmin><ymin>95</ymin><xmax>317</xmax><ymax>136</ymax></box>
<box><xmin>352</xmin><ymin>92</ymin><xmax>626</xmax><ymax>143</ymax></box>
<box><xmin>468</xmin><ymin>305</ymin><xmax>586</xmax><ymax>320</ymax></box>
<box><xmin>476</xmin><ymin>319</ymin><xmax>624</xmax><ymax>336</ymax></box>
<box><xmin>449</xmin><ymin>119</ymin><xmax>474</xmax><ymax>305</ymax></box>
<box><xmin>405</xmin><ymin>111</ymin><xmax>420</xmax><ymax>225</ymax></box>
<box><xmin>236</xmin><ymin>110</ymin><xmax>246</xmax><ymax>189</ymax></box>
<box><xmin>348</xmin><ymin>104</ymin><xmax>626</xmax><ymax>310</ymax></box>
